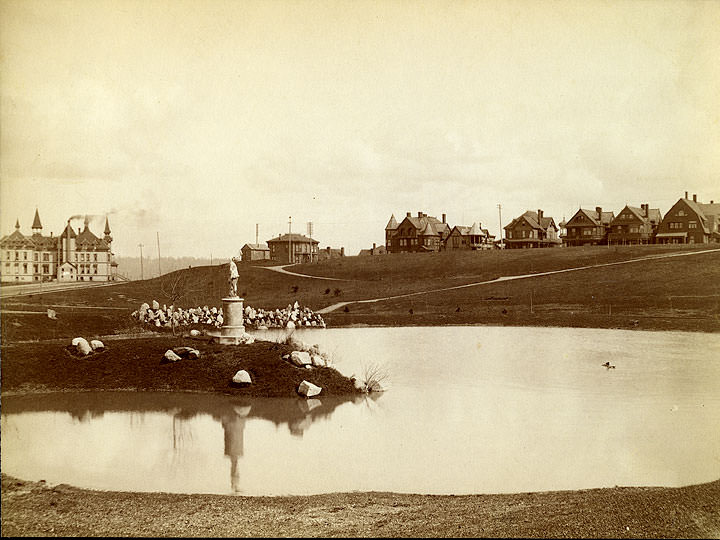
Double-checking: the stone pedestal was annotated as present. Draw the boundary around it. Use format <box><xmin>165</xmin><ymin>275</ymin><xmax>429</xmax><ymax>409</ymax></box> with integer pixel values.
<box><xmin>216</xmin><ymin>297</ymin><xmax>245</xmax><ymax>344</ymax></box>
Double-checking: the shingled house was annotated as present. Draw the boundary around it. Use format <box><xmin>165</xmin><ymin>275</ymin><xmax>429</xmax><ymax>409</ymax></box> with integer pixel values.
<box><xmin>385</xmin><ymin>211</ymin><xmax>451</xmax><ymax>253</ymax></box>
<box><xmin>655</xmin><ymin>192</ymin><xmax>720</xmax><ymax>244</ymax></box>
<box><xmin>240</xmin><ymin>243</ymin><xmax>270</xmax><ymax>262</ymax></box>
<box><xmin>607</xmin><ymin>204</ymin><xmax>662</xmax><ymax>245</ymax></box>
<box><xmin>445</xmin><ymin>222</ymin><xmax>495</xmax><ymax>250</ymax></box>
<box><xmin>503</xmin><ymin>209</ymin><xmax>561</xmax><ymax>249</ymax></box>
<box><xmin>562</xmin><ymin>206</ymin><xmax>615</xmax><ymax>247</ymax></box>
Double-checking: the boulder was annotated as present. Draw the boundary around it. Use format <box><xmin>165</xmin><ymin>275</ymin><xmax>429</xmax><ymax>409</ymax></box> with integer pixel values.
<box><xmin>189</xmin><ymin>329</ymin><xmax>201</xmax><ymax>336</ymax></box>
<box><xmin>47</xmin><ymin>308</ymin><xmax>57</xmax><ymax>320</ymax></box>
<box><xmin>286</xmin><ymin>320</ymin><xmax>296</xmax><ymax>330</ymax></box>
<box><xmin>75</xmin><ymin>338</ymin><xmax>92</xmax><ymax>356</ymax></box>
<box><xmin>287</xmin><ymin>335</ymin><xmax>307</xmax><ymax>351</ymax></box>
<box><xmin>290</xmin><ymin>351</ymin><xmax>312</xmax><ymax>367</ymax></box>
<box><xmin>311</xmin><ymin>354</ymin><xmax>324</xmax><ymax>367</ymax></box>
<box><xmin>232</xmin><ymin>370</ymin><xmax>252</xmax><ymax>385</ymax></box>
<box><xmin>297</xmin><ymin>380</ymin><xmax>322</xmax><ymax>398</ymax></box>
<box><xmin>163</xmin><ymin>349</ymin><xmax>182</xmax><ymax>362</ymax></box>
<box><xmin>173</xmin><ymin>347</ymin><xmax>200</xmax><ymax>359</ymax></box>
<box><xmin>71</xmin><ymin>337</ymin><xmax>85</xmax><ymax>346</ymax></box>
<box><xmin>152</xmin><ymin>300</ymin><xmax>160</xmax><ymax>310</ymax></box>
<box><xmin>90</xmin><ymin>339</ymin><xmax>105</xmax><ymax>351</ymax></box>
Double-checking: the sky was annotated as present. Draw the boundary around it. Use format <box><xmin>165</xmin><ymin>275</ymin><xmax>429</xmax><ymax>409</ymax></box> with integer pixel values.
<box><xmin>1</xmin><ymin>0</ymin><xmax>719</xmax><ymax>258</ymax></box>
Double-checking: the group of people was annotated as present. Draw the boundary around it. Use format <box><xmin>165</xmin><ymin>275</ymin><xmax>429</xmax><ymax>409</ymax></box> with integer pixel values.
<box><xmin>130</xmin><ymin>300</ymin><xmax>326</xmax><ymax>330</ymax></box>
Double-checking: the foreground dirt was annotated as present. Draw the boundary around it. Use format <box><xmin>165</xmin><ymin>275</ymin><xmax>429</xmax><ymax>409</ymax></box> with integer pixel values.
<box><xmin>2</xmin><ymin>474</ymin><xmax>718</xmax><ymax>538</ymax></box>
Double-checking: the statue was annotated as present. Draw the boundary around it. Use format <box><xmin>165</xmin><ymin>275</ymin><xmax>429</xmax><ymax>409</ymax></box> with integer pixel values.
<box><xmin>228</xmin><ymin>258</ymin><xmax>239</xmax><ymax>297</ymax></box>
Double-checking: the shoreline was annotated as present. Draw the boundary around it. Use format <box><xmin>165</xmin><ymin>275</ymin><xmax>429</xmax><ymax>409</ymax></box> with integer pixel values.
<box><xmin>2</xmin><ymin>474</ymin><xmax>718</xmax><ymax>537</ymax></box>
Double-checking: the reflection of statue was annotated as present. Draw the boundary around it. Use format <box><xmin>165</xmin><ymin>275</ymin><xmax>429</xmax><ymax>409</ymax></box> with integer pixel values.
<box><xmin>228</xmin><ymin>259</ymin><xmax>239</xmax><ymax>298</ymax></box>
<box><xmin>222</xmin><ymin>407</ymin><xmax>249</xmax><ymax>493</ymax></box>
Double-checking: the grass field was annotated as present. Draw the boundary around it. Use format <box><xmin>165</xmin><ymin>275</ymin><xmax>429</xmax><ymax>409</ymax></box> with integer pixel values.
<box><xmin>2</xmin><ymin>244</ymin><xmax>719</xmax><ymax>342</ymax></box>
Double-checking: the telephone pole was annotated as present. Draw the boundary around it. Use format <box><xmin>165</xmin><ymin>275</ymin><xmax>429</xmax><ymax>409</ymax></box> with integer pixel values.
<box><xmin>255</xmin><ymin>223</ymin><xmax>259</xmax><ymax>245</ymax></box>
<box><xmin>497</xmin><ymin>204</ymin><xmax>503</xmax><ymax>247</ymax></box>
<box><xmin>156</xmin><ymin>232</ymin><xmax>161</xmax><ymax>277</ymax></box>
<box><xmin>288</xmin><ymin>216</ymin><xmax>293</xmax><ymax>264</ymax></box>
<box><xmin>138</xmin><ymin>243</ymin><xmax>144</xmax><ymax>280</ymax></box>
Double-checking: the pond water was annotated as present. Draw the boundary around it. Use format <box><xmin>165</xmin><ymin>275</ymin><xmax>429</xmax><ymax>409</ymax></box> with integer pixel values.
<box><xmin>2</xmin><ymin>326</ymin><xmax>719</xmax><ymax>496</ymax></box>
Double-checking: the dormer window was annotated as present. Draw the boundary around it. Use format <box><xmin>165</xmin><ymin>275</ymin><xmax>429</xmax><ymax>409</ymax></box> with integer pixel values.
<box><xmin>678</xmin><ymin>210</ymin><xmax>686</xmax><ymax>216</ymax></box>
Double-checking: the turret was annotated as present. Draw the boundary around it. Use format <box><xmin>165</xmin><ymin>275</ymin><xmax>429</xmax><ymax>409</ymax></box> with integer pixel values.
<box><xmin>32</xmin><ymin>209</ymin><xmax>42</xmax><ymax>235</ymax></box>
<box><xmin>103</xmin><ymin>216</ymin><xmax>112</xmax><ymax>244</ymax></box>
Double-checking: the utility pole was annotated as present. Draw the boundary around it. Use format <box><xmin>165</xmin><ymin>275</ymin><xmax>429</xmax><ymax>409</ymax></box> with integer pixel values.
<box><xmin>156</xmin><ymin>231</ymin><xmax>161</xmax><ymax>277</ymax></box>
<box><xmin>255</xmin><ymin>223</ymin><xmax>259</xmax><ymax>245</ymax></box>
<box><xmin>288</xmin><ymin>216</ymin><xmax>292</xmax><ymax>264</ymax></box>
<box><xmin>497</xmin><ymin>204</ymin><xmax>503</xmax><ymax>247</ymax></box>
<box><xmin>138</xmin><ymin>243</ymin><xmax>144</xmax><ymax>280</ymax></box>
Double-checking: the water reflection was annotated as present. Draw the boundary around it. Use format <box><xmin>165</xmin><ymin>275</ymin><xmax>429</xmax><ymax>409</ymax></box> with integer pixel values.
<box><xmin>1</xmin><ymin>391</ymin><xmax>369</xmax><ymax>494</ymax></box>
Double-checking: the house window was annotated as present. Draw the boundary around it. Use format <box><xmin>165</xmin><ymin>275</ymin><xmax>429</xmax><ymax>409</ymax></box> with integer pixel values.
<box><xmin>506</xmin><ymin>231</ymin><xmax>512</xmax><ymax>239</ymax></box>
<box><xmin>43</xmin><ymin>264</ymin><xmax>49</xmax><ymax>273</ymax></box>
<box><xmin>23</xmin><ymin>263</ymin><xmax>27</xmax><ymax>273</ymax></box>
<box><xmin>23</xmin><ymin>252</ymin><xmax>28</xmax><ymax>260</ymax></box>
<box><xmin>34</xmin><ymin>252</ymin><xmax>38</xmax><ymax>261</ymax></box>
<box><xmin>583</xmin><ymin>229</ymin><xmax>592</xmax><ymax>235</ymax></box>
<box><xmin>94</xmin><ymin>253</ymin><xmax>98</xmax><ymax>261</ymax></box>
<box><xmin>34</xmin><ymin>264</ymin><xmax>38</xmax><ymax>273</ymax></box>
<box><xmin>678</xmin><ymin>210</ymin><xmax>686</xmax><ymax>216</ymax></box>
<box><xmin>669</xmin><ymin>222</ymin><xmax>682</xmax><ymax>229</ymax></box>
<box><xmin>689</xmin><ymin>221</ymin><xmax>697</xmax><ymax>229</ymax></box>
<box><xmin>14</xmin><ymin>251</ymin><xmax>19</xmax><ymax>260</ymax></box>
<box><xmin>630</xmin><ymin>226</ymin><xmax>639</xmax><ymax>233</ymax></box>
<box><xmin>43</xmin><ymin>253</ymin><xmax>49</xmax><ymax>262</ymax></box>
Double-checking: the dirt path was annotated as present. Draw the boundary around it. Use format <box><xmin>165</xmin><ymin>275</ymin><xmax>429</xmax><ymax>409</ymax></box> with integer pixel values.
<box><xmin>262</xmin><ymin>264</ymin><xmax>352</xmax><ymax>281</ymax></box>
<box><xmin>317</xmin><ymin>247</ymin><xmax>720</xmax><ymax>314</ymax></box>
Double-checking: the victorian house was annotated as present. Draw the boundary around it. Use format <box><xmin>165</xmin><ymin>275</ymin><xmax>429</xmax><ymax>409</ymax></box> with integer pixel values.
<box><xmin>267</xmin><ymin>233</ymin><xmax>319</xmax><ymax>263</ymax></box>
<box><xmin>503</xmin><ymin>209</ymin><xmax>561</xmax><ymax>249</ymax></box>
<box><xmin>562</xmin><ymin>206</ymin><xmax>615</xmax><ymax>247</ymax></box>
<box><xmin>445</xmin><ymin>222</ymin><xmax>495</xmax><ymax>250</ymax></box>
<box><xmin>655</xmin><ymin>192</ymin><xmax>720</xmax><ymax>244</ymax></box>
<box><xmin>385</xmin><ymin>211</ymin><xmax>451</xmax><ymax>253</ymax></box>
<box><xmin>607</xmin><ymin>204</ymin><xmax>662</xmax><ymax>245</ymax></box>
<box><xmin>1</xmin><ymin>210</ymin><xmax>116</xmax><ymax>283</ymax></box>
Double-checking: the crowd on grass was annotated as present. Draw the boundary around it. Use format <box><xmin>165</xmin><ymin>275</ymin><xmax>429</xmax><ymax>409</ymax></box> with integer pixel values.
<box><xmin>131</xmin><ymin>300</ymin><xmax>326</xmax><ymax>330</ymax></box>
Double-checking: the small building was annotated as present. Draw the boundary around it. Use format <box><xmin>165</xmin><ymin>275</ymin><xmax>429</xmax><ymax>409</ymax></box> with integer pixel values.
<box><xmin>358</xmin><ymin>243</ymin><xmax>387</xmax><ymax>256</ymax></box>
<box><xmin>607</xmin><ymin>204</ymin><xmax>662</xmax><ymax>245</ymax></box>
<box><xmin>267</xmin><ymin>233</ymin><xmax>319</xmax><ymax>263</ymax></box>
<box><xmin>318</xmin><ymin>246</ymin><xmax>345</xmax><ymax>262</ymax></box>
<box><xmin>562</xmin><ymin>206</ymin><xmax>615</xmax><ymax>247</ymax></box>
<box><xmin>240</xmin><ymin>243</ymin><xmax>270</xmax><ymax>262</ymax></box>
<box><xmin>445</xmin><ymin>222</ymin><xmax>495</xmax><ymax>250</ymax></box>
<box><xmin>504</xmin><ymin>209</ymin><xmax>561</xmax><ymax>249</ymax></box>
<box><xmin>385</xmin><ymin>211</ymin><xmax>451</xmax><ymax>253</ymax></box>
<box><xmin>655</xmin><ymin>192</ymin><xmax>720</xmax><ymax>245</ymax></box>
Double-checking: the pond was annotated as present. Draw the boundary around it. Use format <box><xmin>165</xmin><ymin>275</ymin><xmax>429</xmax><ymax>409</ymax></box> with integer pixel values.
<box><xmin>2</xmin><ymin>326</ymin><xmax>719</xmax><ymax>496</ymax></box>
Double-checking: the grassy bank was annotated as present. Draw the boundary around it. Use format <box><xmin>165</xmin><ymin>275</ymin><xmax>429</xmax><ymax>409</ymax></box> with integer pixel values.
<box><xmin>0</xmin><ymin>336</ymin><xmax>358</xmax><ymax>398</ymax></box>
<box><xmin>2</xmin><ymin>244</ymin><xmax>719</xmax><ymax>342</ymax></box>
<box><xmin>2</xmin><ymin>474</ymin><xmax>718</xmax><ymax>538</ymax></box>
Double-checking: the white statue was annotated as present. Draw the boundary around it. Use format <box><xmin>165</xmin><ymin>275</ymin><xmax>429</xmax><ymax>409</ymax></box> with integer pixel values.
<box><xmin>229</xmin><ymin>258</ymin><xmax>239</xmax><ymax>297</ymax></box>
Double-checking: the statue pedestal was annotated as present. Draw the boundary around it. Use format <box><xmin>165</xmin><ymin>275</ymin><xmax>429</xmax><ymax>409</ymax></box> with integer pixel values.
<box><xmin>215</xmin><ymin>297</ymin><xmax>245</xmax><ymax>345</ymax></box>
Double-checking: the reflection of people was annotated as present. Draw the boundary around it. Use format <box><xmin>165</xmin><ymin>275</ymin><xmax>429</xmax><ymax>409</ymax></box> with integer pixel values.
<box><xmin>228</xmin><ymin>259</ymin><xmax>239</xmax><ymax>297</ymax></box>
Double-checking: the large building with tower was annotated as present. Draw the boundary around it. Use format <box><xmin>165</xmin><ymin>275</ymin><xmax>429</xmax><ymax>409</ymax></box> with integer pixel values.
<box><xmin>0</xmin><ymin>210</ymin><xmax>117</xmax><ymax>283</ymax></box>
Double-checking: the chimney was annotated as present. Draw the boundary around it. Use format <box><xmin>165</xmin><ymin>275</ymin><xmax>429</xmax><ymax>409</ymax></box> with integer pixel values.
<box><xmin>326</xmin><ymin>246</ymin><xmax>331</xmax><ymax>254</ymax></box>
<box><xmin>685</xmin><ymin>191</ymin><xmax>688</xmax><ymax>199</ymax></box>
<box><xmin>418</xmin><ymin>211</ymin><xmax>422</xmax><ymax>218</ymax></box>
<box><xmin>406</xmin><ymin>212</ymin><xmax>411</xmax><ymax>217</ymax></box>
<box><xmin>442</xmin><ymin>213</ymin><xmax>446</xmax><ymax>224</ymax></box>
<box><xmin>693</xmin><ymin>194</ymin><xmax>697</xmax><ymax>202</ymax></box>
<box><xmin>372</xmin><ymin>242</ymin><xmax>376</xmax><ymax>251</ymax></box>
<box><xmin>595</xmin><ymin>206</ymin><xmax>602</xmax><ymax>217</ymax></box>
<box><xmin>340</xmin><ymin>247</ymin><xmax>345</xmax><ymax>256</ymax></box>
<box><xmin>537</xmin><ymin>209</ymin><xmax>543</xmax><ymax>221</ymax></box>
<box><xmin>711</xmin><ymin>200</ymin><xmax>715</xmax><ymax>204</ymax></box>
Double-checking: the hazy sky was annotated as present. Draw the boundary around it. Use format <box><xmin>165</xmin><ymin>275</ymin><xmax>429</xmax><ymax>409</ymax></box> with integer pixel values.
<box><xmin>2</xmin><ymin>0</ymin><xmax>718</xmax><ymax>258</ymax></box>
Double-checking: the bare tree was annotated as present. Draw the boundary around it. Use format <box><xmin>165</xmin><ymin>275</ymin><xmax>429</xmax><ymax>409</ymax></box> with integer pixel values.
<box><xmin>160</xmin><ymin>272</ymin><xmax>203</xmax><ymax>335</ymax></box>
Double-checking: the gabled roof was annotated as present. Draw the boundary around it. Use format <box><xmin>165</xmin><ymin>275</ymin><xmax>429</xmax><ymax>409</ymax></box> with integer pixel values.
<box><xmin>242</xmin><ymin>243</ymin><xmax>269</xmax><ymax>251</ymax></box>
<box><xmin>267</xmin><ymin>233</ymin><xmax>319</xmax><ymax>244</ymax></box>
<box><xmin>568</xmin><ymin>208</ymin><xmax>614</xmax><ymax>226</ymax></box>
<box><xmin>505</xmin><ymin>211</ymin><xmax>558</xmax><ymax>232</ymax></box>
<box><xmin>75</xmin><ymin>226</ymin><xmax>110</xmax><ymax>250</ymax></box>
<box><xmin>385</xmin><ymin>214</ymin><xmax>398</xmax><ymax>230</ymax></box>
<box><xmin>398</xmin><ymin>215</ymin><xmax>449</xmax><ymax>238</ymax></box>
<box><xmin>611</xmin><ymin>205</ymin><xmax>662</xmax><ymax>226</ymax></box>
<box><xmin>60</xmin><ymin>224</ymin><xmax>78</xmax><ymax>239</ymax></box>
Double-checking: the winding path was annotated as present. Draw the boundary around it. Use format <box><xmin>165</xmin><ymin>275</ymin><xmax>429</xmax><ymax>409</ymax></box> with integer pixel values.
<box><xmin>312</xmin><ymin>247</ymin><xmax>720</xmax><ymax>314</ymax></box>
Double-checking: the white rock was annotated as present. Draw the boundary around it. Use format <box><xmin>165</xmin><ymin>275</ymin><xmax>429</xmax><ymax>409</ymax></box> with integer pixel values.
<box><xmin>71</xmin><ymin>337</ymin><xmax>85</xmax><ymax>346</ymax></box>
<box><xmin>311</xmin><ymin>354</ymin><xmax>324</xmax><ymax>367</ymax></box>
<box><xmin>189</xmin><ymin>329</ymin><xmax>201</xmax><ymax>336</ymax></box>
<box><xmin>164</xmin><ymin>349</ymin><xmax>182</xmax><ymax>362</ymax></box>
<box><xmin>152</xmin><ymin>300</ymin><xmax>160</xmax><ymax>310</ymax></box>
<box><xmin>90</xmin><ymin>339</ymin><xmax>105</xmax><ymax>350</ymax></box>
<box><xmin>173</xmin><ymin>347</ymin><xmax>200</xmax><ymax>359</ymax></box>
<box><xmin>297</xmin><ymin>380</ymin><xmax>322</xmax><ymax>398</ymax></box>
<box><xmin>75</xmin><ymin>338</ymin><xmax>92</xmax><ymax>356</ymax></box>
<box><xmin>47</xmin><ymin>308</ymin><xmax>57</xmax><ymax>320</ymax></box>
<box><xmin>257</xmin><ymin>325</ymin><xmax>268</xmax><ymax>330</ymax></box>
<box><xmin>232</xmin><ymin>370</ymin><xmax>252</xmax><ymax>384</ymax></box>
<box><xmin>290</xmin><ymin>351</ymin><xmax>312</xmax><ymax>367</ymax></box>
<box><xmin>286</xmin><ymin>320</ymin><xmax>296</xmax><ymax>330</ymax></box>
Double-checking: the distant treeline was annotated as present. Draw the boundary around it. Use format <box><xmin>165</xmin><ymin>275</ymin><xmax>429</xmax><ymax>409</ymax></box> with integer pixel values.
<box><xmin>114</xmin><ymin>256</ymin><xmax>225</xmax><ymax>281</ymax></box>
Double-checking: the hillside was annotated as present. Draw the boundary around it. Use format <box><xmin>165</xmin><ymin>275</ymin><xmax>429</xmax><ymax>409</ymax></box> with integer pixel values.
<box><xmin>2</xmin><ymin>244</ymin><xmax>719</xmax><ymax>341</ymax></box>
